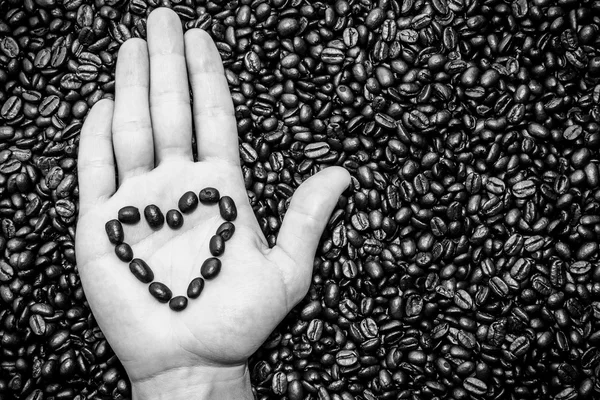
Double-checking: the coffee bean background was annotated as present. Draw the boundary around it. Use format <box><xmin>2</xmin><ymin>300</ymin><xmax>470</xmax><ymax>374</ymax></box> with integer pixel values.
<box><xmin>0</xmin><ymin>0</ymin><xmax>600</xmax><ymax>399</ymax></box>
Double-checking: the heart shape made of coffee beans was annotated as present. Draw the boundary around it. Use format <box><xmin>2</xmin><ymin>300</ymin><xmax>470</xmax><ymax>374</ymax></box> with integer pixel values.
<box><xmin>104</xmin><ymin>187</ymin><xmax>237</xmax><ymax>312</ymax></box>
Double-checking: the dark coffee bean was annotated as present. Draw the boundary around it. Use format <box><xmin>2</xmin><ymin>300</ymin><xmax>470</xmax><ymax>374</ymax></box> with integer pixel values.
<box><xmin>304</xmin><ymin>142</ymin><xmax>330</xmax><ymax>158</ymax></box>
<box><xmin>178</xmin><ymin>191</ymin><xmax>199</xmax><ymax>214</ymax></box>
<box><xmin>166</xmin><ymin>209</ymin><xmax>183</xmax><ymax>229</ymax></box>
<box><xmin>118</xmin><ymin>206</ymin><xmax>140</xmax><ymax>224</ymax></box>
<box><xmin>144</xmin><ymin>205</ymin><xmax>165</xmax><ymax>229</ymax></box>
<box><xmin>199</xmin><ymin>187</ymin><xmax>220</xmax><ymax>204</ymax></box>
<box><xmin>271</xmin><ymin>371</ymin><xmax>287</xmax><ymax>395</ymax></box>
<box><xmin>104</xmin><ymin>219</ymin><xmax>123</xmax><ymax>244</ymax></box>
<box><xmin>219</xmin><ymin>196</ymin><xmax>237</xmax><ymax>221</ymax></box>
<box><xmin>336</xmin><ymin>350</ymin><xmax>359</xmax><ymax>366</ymax></box>
<box><xmin>149</xmin><ymin>282</ymin><xmax>172</xmax><ymax>303</ymax></box>
<box><xmin>29</xmin><ymin>314</ymin><xmax>46</xmax><ymax>336</ymax></box>
<box><xmin>129</xmin><ymin>258</ymin><xmax>154</xmax><ymax>284</ymax></box>
<box><xmin>209</xmin><ymin>235</ymin><xmax>225</xmax><ymax>257</ymax></box>
<box><xmin>169</xmin><ymin>296</ymin><xmax>188</xmax><ymax>311</ymax></box>
<box><xmin>569</xmin><ymin>261</ymin><xmax>591</xmax><ymax>275</ymax></box>
<box><xmin>216</xmin><ymin>222</ymin><xmax>235</xmax><ymax>241</ymax></box>
<box><xmin>201</xmin><ymin>258</ymin><xmax>221</xmax><ymax>280</ymax></box>
<box><xmin>512</xmin><ymin>180</ymin><xmax>536</xmax><ymax>198</ymax></box>
<box><xmin>454</xmin><ymin>290</ymin><xmax>473</xmax><ymax>310</ymax></box>
<box><xmin>187</xmin><ymin>277</ymin><xmax>204</xmax><ymax>299</ymax></box>
<box><xmin>115</xmin><ymin>243</ymin><xmax>134</xmax><ymax>262</ymax></box>
<box><xmin>463</xmin><ymin>377</ymin><xmax>487</xmax><ymax>395</ymax></box>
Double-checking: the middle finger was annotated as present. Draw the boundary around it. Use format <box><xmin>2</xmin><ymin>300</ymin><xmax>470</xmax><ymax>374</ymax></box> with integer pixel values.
<box><xmin>147</xmin><ymin>8</ymin><xmax>193</xmax><ymax>164</ymax></box>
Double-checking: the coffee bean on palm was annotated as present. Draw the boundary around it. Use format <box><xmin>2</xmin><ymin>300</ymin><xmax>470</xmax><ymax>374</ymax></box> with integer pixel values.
<box><xmin>144</xmin><ymin>204</ymin><xmax>165</xmax><ymax>229</ymax></box>
<box><xmin>115</xmin><ymin>243</ymin><xmax>133</xmax><ymax>262</ymax></box>
<box><xmin>129</xmin><ymin>258</ymin><xmax>154</xmax><ymax>284</ymax></box>
<box><xmin>201</xmin><ymin>257</ymin><xmax>221</xmax><ymax>280</ymax></box>
<box><xmin>209</xmin><ymin>235</ymin><xmax>225</xmax><ymax>256</ymax></box>
<box><xmin>149</xmin><ymin>282</ymin><xmax>172</xmax><ymax>303</ymax></box>
<box><xmin>187</xmin><ymin>277</ymin><xmax>204</xmax><ymax>299</ymax></box>
<box><xmin>169</xmin><ymin>296</ymin><xmax>188</xmax><ymax>311</ymax></box>
<box><xmin>105</xmin><ymin>219</ymin><xmax>123</xmax><ymax>244</ymax></box>
<box><xmin>118</xmin><ymin>206</ymin><xmax>140</xmax><ymax>224</ymax></box>
<box><xmin>166</xmin><ymin>209</ymin><xmax>183</xmax><ymax>229</ymax></box>
<box><xmin>178</xmin><ymin>191</ymin><xmax>198</xmax><ymax>214</ymax></box>
<box><xmin>218</xmin><ymin>196</ymin><xmax>237</xmax><ymax>221</ymax></box>
<box><xmin>199</xmin><ymin>187</ymin><xmax>220</xmax><ymax>204</ymax></box>
<box><xmin>216</xmin><ymin>221</ymin><xmax>235</xmax><ymax>241</ymax></box>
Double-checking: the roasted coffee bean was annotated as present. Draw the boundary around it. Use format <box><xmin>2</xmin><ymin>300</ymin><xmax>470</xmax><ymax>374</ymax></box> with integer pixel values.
<box><xmin>209</xmin><ymin>235</ymin><xmax>225</xmax><ymax>257</ymax></box>
<box><xmin>201</xmin><ymin>258</ymin><xmax>221</xmax><ymax>280</ymax></box>
<box><xmin>129</xmin><ymin>258</ymin><xmax>154</xmax><ymax>284</ymax></box>
<box><xmin>512</xmin><ymin>180</ymin><xmax>536</xmax><ymax>198</ymax></box>
<box><xmin>115</xmin><ymin>243</ymin><xmax>134</xmax><ymax>262</ymax></box>
<box><xmin>216</xmin><ymin>222</ymin><xmax>235</xmax><ymax>241</ymax></box>
<box><xmin>219</xmin><ymin>196</ymin><xmax>237</xmax><ymax>221</ymax></box>
<box><xmin>178</xmin><ymin>191</ymin><xmax>199</xmax><ymax>214</ymax></box>
<box><xmin>166</xmin><ymin>209</ymin><xmax>183</xmax><ymax>229</ymax></box>
<box><xmin>336</xmin><ymin>350</ymin><xmax>359</xmax><ymax>366</ymax></box>
<box><xmin>144</xmin><ymin>204</ymin><xmax>165</xmax><ymax>229</ymax></box>
<box><xmin>29</xmin><ymin>314</ymin><xmax>46</xmax><ymax>336</ymax></box>
<box><xmin>169</xmin><ymin>296</ymin><xmax>188</xmax><ymax>311</ymax></box>
<box><xmin>199</xmin><ymin>187</ymin><xmax>220</xmax><ymax>204</ymax></box>
<box><xmin>105</xmin><ymin>219</ymin><xmax>123</xmax><ymax>244</ymax></box>
<box><xmin>463</xmin><ymin>377</ymin><xmax>487</xmax><ymax>395</ymax></box>
<box><xmin>187</xmin><ymin>277</ymin><xmax>204</xmax><ymax>299</ymax></box>
<box><xmin>149</xmin><ymin>282</ymin><xmax>172</xmax><ymax>303</ymax></box>
<box><xmin>118</xmin><ymin>206</ymin><xmax>140</xmax><ymax>224</ymax></box>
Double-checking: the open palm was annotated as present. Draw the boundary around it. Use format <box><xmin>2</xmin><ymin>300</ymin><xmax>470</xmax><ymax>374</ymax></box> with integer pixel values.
<box><xmin>75</xmin><ymin>8</ymin><xmax>349</xmax><ymax>393</ymax></box>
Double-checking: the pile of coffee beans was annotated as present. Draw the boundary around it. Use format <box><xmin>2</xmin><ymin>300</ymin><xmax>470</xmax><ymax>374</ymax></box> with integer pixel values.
<box><xmin>1</xmin><ymin>0</ymin><xmax>600</xmax><ymax>399</ymax></box>
<box><xmin>103</xmin><ymin>189</ymin><xmax>236</xmax><ymax>311</ymax></box>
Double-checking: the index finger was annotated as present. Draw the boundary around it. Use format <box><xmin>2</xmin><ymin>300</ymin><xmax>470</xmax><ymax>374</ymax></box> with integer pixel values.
<box><xmin>184</xmin><ymin>29</ymin><xmax>239</xmax><ymax>165</ymax></box>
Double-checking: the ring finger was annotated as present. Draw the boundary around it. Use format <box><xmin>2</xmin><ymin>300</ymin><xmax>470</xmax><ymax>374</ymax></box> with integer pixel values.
<box><xmin>112</xmin><ymin>38</ymin><xmax>154</xmax><ymax>183</ymax></box>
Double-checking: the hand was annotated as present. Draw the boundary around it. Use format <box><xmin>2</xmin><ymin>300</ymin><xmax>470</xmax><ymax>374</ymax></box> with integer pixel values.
<box><xmin>75</xmin><ymin>8</ymin><xmax>350</xmax><ymax>400</ymax></box>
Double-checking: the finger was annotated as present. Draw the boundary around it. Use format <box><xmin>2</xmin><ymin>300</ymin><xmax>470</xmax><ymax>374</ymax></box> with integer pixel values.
<box><xmin>112</xmin><ymin>38</ymin><xmax>154</xmax><ymax>183</ymax></box>
<box><xmin>270</xmin><ymin>167</ymin><xmax>351</xmax><ymax>305</ymax></box>
<box><xmin>147</xmin><ymin>8</ymin><xmax>193</xmax><ymax>164</ymax></box>
<box><xmin>78</xmin><ymin>99</ymin><xmax>116</xmax><ymax>216</ymax></box>
<box><xmin>185</xmin><ymin>29</ymin><xmax>239</xmax><ymax>164</ymax></box>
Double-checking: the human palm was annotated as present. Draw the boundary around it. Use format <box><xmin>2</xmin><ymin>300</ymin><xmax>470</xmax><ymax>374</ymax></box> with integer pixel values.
<box><xmin>75</xmin><ymin>8</ymin><xmax>349</xmax><ymax>391</ymax></box>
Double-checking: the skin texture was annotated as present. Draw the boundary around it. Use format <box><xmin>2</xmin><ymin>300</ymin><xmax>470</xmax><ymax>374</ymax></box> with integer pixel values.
<box><xmin>75</xmin><ymin>8</ymin><xmax>350</xmax><ymax>400</ymax></box>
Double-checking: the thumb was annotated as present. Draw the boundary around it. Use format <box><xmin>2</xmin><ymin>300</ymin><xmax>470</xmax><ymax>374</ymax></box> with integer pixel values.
<box><xmin>269</xmin><ymin>166</ymin><xmax>350</xmax><ymax>307</ymax></box>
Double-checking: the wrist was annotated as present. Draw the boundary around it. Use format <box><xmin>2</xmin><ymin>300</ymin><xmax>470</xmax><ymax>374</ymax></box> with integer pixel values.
<box><xmin>131</xmin><ymin>364</ymin><xmax>254</xmax><ymax>400</ymax></box>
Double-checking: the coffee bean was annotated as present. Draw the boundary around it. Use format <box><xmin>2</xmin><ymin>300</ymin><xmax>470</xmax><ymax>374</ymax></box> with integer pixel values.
<box><xmin>118</xmin><ymin>206</ymin><xmax>140</xmax><ymax>224</ymax></box>
<box><xmin>336</xmin><ymin>350</ymin><xmax>358</xmax><ymax>366</ymax></box>
<box><xmin>463</xmin><ymin>377</ymin><xmax>487</xmax><ymax>395</ymax></box>
<box><xmin>149</xmin><ymin>282</ymin><xmax>172</xmax><ymax>303</ymax></box>
<box><xmin>304</xmin><ymin>142</ymin><xmax>330</xmax><ymax>158</ymax></box>
<box><xmin>166</xmin><ymin>209</ymin><xmax>183</xmax><ymax>229</ymax></box>
<box><xmin>216</xmin><ymin>222</ymin><xmax>235</xmax><ymax>241</ymax></box>
<box><xmin>169</xmin><ymin>296</ymin><xmax>188</xmax><ymax>311</ymax></box>
<box><xmin>115</xmin><ymin>243</ymin><xmax>133</xmax><ymax>262</ymax></box>
<box><xmin>187</xmin><ymin>277</ymin><xmax>204</xmax><ymax>299</ymax></box>
<box><xmin>144</xmin><ymin>205</ymin><xmax>165</xmax><ymax>229</ymax></box>
<box><xmin>209</xmin><ymin>235</ymin><xmax>225</xmax><ymax>257</ymax></box>
<box><xmin>29</xmin><ymin>314</ymin><xmax>46</xmax><ymax>336</ymax></box>
<box><xmin>104</xmin><ymin>219</ymin><xmax>123</xmax><ymax>244</ymax></box>
<box><xmin>199</xmin><ymin>187</ymin><xmax>220</xmax><ymax>204</ymax></box>
<box><xmin>129</xmin><ymin>259</ymin><xmax>154</xmax><ymax>284</ymax></box>
<box><xmin>569</xmin><ymin>261</ymin><xmax>591</xmax><ymax>275</ymax></box>
<box><xmin>218</xmin><ymin>196</ymin><xmax>237</xmax><ymax>221</ymax></box>
<box><xmin>454</xmin><ymin>290</ymin><xmax>473</xmax><ymax>310</ymax></box>
<box><xmin>178</xmin><ymin>191</ymin><xmax>198</xmax><ymax>214</ymax></box>
<box><xmin>201</xmin><ymin>258</ymin><xmax>221</xmax><ymax>280</ymax></box>
<box><xmin>512</xmin><ymin>180</ymin><xmax>536</xmax><ymax>198</ymax></box>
